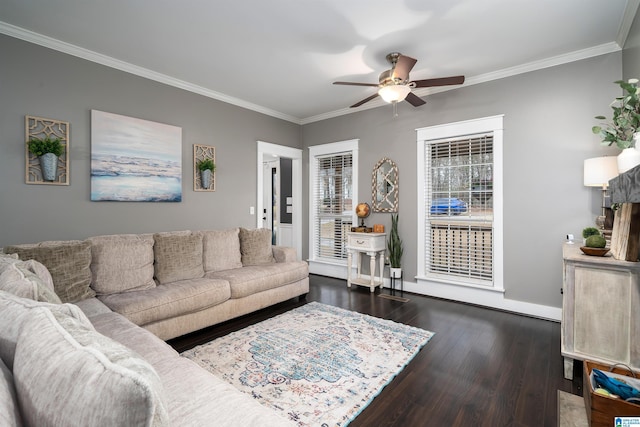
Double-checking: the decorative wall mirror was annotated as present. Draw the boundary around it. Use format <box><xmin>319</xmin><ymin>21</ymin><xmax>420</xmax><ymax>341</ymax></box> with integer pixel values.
<box><xmin>372</xmin><ymin>157</ymin><xmax>398</xmax><ymax>212</ymax></box>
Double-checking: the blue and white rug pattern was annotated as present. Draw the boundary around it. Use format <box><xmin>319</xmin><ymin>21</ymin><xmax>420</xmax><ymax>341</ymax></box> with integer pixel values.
<box><xmin>182</xmin><ymin>302</ymin><xmax>434</xmax><ymax>426</ymax></box>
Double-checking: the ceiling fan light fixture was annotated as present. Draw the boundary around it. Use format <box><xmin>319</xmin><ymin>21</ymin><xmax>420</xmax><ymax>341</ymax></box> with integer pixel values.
<box><xmin>378</xmin><ymin>85</ymin><xmax>411</xmax><ymax>103</ymax></box>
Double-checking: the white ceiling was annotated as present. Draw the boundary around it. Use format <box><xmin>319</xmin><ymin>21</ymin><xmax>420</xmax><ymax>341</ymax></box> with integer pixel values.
<box><xmin>0</xmin><ymin>1</ymin><xmax>637</xmax><ymax>124</ymax></box>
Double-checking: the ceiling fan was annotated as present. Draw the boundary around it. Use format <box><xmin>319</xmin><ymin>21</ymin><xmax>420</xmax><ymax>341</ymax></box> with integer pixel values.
<box><xmin>333</xmin><ymin>52</ymin><xmax>465</xmax><ymax>109</ymax></box>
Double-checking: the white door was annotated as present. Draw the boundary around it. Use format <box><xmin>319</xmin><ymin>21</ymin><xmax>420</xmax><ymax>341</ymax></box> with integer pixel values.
<box><xmin>257</xmin><ymin>141</ymin><xmax>303</xmax><ymax>259</ymax></box>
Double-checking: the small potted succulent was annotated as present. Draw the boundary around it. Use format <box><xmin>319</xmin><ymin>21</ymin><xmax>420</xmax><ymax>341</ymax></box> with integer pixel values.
<box><xmin>28</xmin><ymin>136</ymin><xmax>64</xmax><ymax>181</ymax></box>
<box><xmin>197</xmin><ymin>158</ymin><xmax>216</xmax><ymax>189</ymax></box>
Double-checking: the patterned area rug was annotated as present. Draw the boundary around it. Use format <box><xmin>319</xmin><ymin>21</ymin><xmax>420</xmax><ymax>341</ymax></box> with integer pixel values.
<box><xmin>181</xmin><ymin>302</ymin><xmax>434</xmax><ymax>426</ymax></box>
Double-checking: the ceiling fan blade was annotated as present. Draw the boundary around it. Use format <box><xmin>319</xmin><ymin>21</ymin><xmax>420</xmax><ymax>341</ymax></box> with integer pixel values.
<box><xmin>405</xmin><ymin>92</ymin><xmax>426</xmax><ymax>107</ymax></box>
<box><xmin>412</xmin><ymin>75</ymin><xmax>465</xmax><ymax>88</ymax></box>
<box><xmin>333</xmin><ymin>81</ymin><xmax>379</xmax><ymax>87</ymax></box>
<box><xmin>392</xmin><ymin>55</ymin><xmax>417</xmax><ymax>81</ymax></box>
<box><xmin>350</xmin><ymin>93</ymin><xmax>379</xmax><ymax>108</ymax></box>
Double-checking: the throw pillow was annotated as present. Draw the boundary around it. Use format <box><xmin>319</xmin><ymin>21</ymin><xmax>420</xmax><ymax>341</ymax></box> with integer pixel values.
<box><xmin>239</xmin><ymin>228</ymin><xmax>275</xmax><ymax>266</ymax></box>
<box><xmin>0</xmin><ymin>358</ymin><xmax>21</xmax><ymax>427</ymax></box>
<box><xmin>0</xmin><ymin>290</ymin><xmax>91</xmax><ymax>370</ymax></box>
<box><xmin>89</xmin><ymin>234</ymin><xmax>156</xmax><ymax>295</ymax></box>
<box><xmin>0</xmin><ymin>262</ymin><xmax>61</xmax><ymax>303</ymax></box>
<box><xmin>202</xmin><ymin>228</ymin><xmax>243</xmax><ymax>272</ymax></box>
<box><xmin>14</xmin><ymin>307</ymin><xmax>169</xmax><ymax>427</ymax></box>
<box><xmin>153</xmin><ymin>232</ymin><xmax>204</xmax><ymax>284</ymax></box>
<box><xmin>3</xmin><ymin>240</ymin><xmax>94</xmax><ymax>303</ymax></box>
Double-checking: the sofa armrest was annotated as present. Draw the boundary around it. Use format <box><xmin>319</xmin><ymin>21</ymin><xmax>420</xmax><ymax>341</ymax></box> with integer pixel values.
<box><xmin>272</xmin><ymin>246</ymin><xmax>297</xmax><ymax>263</ymax></box>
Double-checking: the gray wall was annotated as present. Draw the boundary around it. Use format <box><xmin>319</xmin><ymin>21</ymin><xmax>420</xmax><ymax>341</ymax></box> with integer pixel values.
<box><xmin>302</xmin><ymin>52</ymin><xmax>622</xmax><ymax>309</ymax></box>
<box><xmin>623</xmin><ymin>7</ymin><xmax>640</xmax><ymax>80</ymax></box>
<box><xmin>0</xmin><ymin>31</ymin><xmax>627</xmax><ymax>310</ymax></box>
<box><xmin>0</xmin><ymin>35</ymin><xmax>301</xmax><ymax>246</ymax></box>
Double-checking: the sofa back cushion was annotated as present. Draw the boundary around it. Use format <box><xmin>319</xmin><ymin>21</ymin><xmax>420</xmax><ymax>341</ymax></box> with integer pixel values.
<box><xmin>239</xmin><ymin>228</ymin><xmax>275</xmax><ymax>266</ymax></box>
<box><xmin>14</xmin><ymin>307</ymin><xmax>169</xmax><ymax>427</ymax></box>
<box><xmin>153</xmin><ymin>232</ymin><xmax>204</xmax><ymax>284</ymax></box>
<box><xmin>202</xmin><ymin>228</ymin><xmax>243</xmax><ymax>273</ymax></box>
<box><xmin>3</xmin><ymin>240</ymin><xmax>94</xmax><ymax>303</ymax></box>
<box><xmin>89</xmin><ymin>234</ymin><xmax>156</xmax><ymax>295</ymax></box>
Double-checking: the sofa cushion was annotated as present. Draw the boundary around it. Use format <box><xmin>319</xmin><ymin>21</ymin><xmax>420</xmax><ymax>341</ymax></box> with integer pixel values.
<box><xmin>207</xmin><ymin>261</ymin><xmax>308</xmax><ymax>299</ymax></box>
<box><xmin>153</xmin><ymin>232</ymin><xmax>205</xmax><ymax>284</ymax></box>
<box><xmin>13</xmin><ymin>307</ymin><xmax>169</xmax><ymax>427</ymax></box>
<box><xmin>239</xmin><ymin>228</ymin><xmax>275</xmax><ymax>266</ymax></box>
<box><xmin>0</xmin><ymin>358</ymin><xmax>21</xmax><ymax>427</ymax></box>
<box><xmin>202</xmin><ymin>228</ymin><xmax>243</xmax><ymax>273</ymax></box>
<box><xmin>89</xmin><ymin>234</ymin><xmax>156</xmax><ymax>295</ymax></box>
<box><xmin>74</xmin><ymin>296</ymin><xmax>114</xmax><ymax>318</ymax></box>
<box><xmin>3</xmin><ymin>240</ymin><xmax>94</xmax><ymax>303</ymax></box>
<box><xmin>0</xmin><ymin>262</ymin><xmax>61</xmax><ymax>303</ymax></box>
<box><xmin>0</xmin><ymin>290</ymin><xmax>91</xmax><ymax>370</ymax></box>
<box><xmin>90</xmin><ymin>311</ymin><xmax>179</xmax><ymax>367</ymax></box>
<box><xmin>98</xmin><ymin>277</ymin><xmax>231</xmax><ymax>326</ymax></box>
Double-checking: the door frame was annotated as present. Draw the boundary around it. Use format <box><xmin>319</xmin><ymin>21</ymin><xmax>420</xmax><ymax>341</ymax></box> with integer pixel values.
<box><xmin>257</xmin><ymin>141</ymin><xmax>302</xmax><ymax>260</ymax></box>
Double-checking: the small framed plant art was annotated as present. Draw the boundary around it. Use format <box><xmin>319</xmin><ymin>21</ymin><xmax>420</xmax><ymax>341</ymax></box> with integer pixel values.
<box><xmin>194</xmin><ymin>144</ymin><xmax>216</xmax><ymax>191</ymax></box>
<box><xmin>25</xmin><ymin>115</ymin><xmax>69</xmax><ymax>185</ymax></box>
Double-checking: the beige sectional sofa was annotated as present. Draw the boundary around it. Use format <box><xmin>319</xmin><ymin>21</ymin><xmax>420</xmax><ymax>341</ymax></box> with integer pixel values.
<box><xmin>0</xmin><ymin>227</ymin><xmax>307</xmax><ymax>426</ymax></box>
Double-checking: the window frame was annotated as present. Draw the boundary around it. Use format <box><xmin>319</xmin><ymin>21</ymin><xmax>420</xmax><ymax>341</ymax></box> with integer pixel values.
<box><xmin>416</xmin><ymin>116</ymin><xmax>504</xmax><ymax>291</ymax></box>
<box><xmin>308</xmin><ymin>139</ymin><xmax>359</xmax><ymax>277</ymax></box>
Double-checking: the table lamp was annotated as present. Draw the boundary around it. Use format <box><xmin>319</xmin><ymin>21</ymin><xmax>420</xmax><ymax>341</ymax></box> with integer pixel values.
<box><xmin>583</xmin><ymin>156</ymin><xmax>619</xmax><ymax>228</ymax></box>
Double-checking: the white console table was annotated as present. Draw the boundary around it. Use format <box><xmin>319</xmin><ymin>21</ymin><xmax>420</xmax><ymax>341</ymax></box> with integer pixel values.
<box><xmin>561</xmin><ymin>243</ymin><xmax>640</xmax><ymax>379</ymax></box>
<box><xmin>347</xmin><ymin>232</ymin><xmax>386</xmax><ymax>292</ymax></box>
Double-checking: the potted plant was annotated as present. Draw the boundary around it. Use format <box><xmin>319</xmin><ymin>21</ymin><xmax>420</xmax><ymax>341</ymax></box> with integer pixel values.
<box><xmin>387</xmin><ymin>213</ymin><xmax>403</xmax><ymax>278</ymax></box>
<box><xmin>592</xmin><ymin>78</ymin><xmax>640</xmax><ymax>172</ymax></box>
<box><xmin>197</xmin><ymin>158</ymin><xmax>216</xmax><ymax>189</ymax></box>
<box><xmin>582</xmin><ymin>226</ymin><xmax>600</xmax><ymax>240</ymax></box>
<box><xmin>28</xmin><ymin>136</ymin><xmax>64</xmax><ymax>181</ymax></box>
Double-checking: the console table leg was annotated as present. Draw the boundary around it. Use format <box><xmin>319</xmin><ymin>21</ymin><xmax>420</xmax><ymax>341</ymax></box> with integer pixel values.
<box><xmin>378</xmin><ymin>252</ymin><xmax>384</xmax><ymax>291</ymax></box>
<box><xmin>369</xmin><ymin>252</ymin><xmax>376</xmax><ymax>292</ymax></box>
<box><xmin>347</xmin><ymin>251</ymin><xmax>352</xmax><ymax>288</ymax></box>
<box><xmin>563</xmin><ymin>357</ymin><xmax>574</xmax><ymax>380</ymax></box>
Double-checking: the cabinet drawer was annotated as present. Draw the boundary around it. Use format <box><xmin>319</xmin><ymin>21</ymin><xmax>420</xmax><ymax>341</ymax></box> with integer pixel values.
<box><xmin>347</xmin><ymin>233</ymin><xmax>386</xmax><ymax>251</ymax></box>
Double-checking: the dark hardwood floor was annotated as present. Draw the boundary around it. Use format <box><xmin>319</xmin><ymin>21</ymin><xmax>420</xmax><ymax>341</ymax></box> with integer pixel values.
<box><xmin>168</xmin><ymin>274</ymin><xmax>582</xmax><ymax>427</ymax></box>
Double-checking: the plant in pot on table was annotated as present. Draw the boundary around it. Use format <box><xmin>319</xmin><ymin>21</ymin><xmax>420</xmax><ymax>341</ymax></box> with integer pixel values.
<box><xmin>28</xmin><ymin>136</ymin><xmax>63</xmax><ymax>182</ymax></box>
<box><xmin>197</xmin><ymin>158</ymin><xmax>216</xmax><ymax>189</ymax></box>
<box><xmin>580</xmin><ymin>227</ymin><xmax>609</xmax><ymax>256</ymax></box>
<box><xmin>387</xmin><ymin>213</ymin><xmax>403</xmax><ymax>278</ymax></box>
<box><xmin>592</xmin><ymin>78</ymin><xmax>640</xmax><ymax>173</ymax></box>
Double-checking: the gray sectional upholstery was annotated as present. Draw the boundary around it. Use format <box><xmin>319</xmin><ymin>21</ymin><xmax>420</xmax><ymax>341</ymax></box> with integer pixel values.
<box><xmin>0</xmin><ymin>227</ymin><xmax>307</xmax><ymax>426</ymax></box>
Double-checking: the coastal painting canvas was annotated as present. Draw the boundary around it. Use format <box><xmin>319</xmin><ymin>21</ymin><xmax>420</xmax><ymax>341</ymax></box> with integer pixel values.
<box><xmin>91</xmin><ymin>110</ymin><xmax>182</xmax><ymax>202</ymax></box>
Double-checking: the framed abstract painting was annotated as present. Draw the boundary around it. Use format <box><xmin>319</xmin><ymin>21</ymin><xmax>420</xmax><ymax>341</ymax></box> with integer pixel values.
<box><xmin>91</xmin><ymin>110</ymin><xmax>182</xmax><ymax>202</ymax></box>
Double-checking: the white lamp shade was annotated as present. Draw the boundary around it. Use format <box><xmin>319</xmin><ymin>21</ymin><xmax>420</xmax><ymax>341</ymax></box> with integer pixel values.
<box><xmin>583</xmin><ymin>156</ymin><xmax>618</xmax><ymax>187</ymax></box>
<box><xmin>378</xmin><ymin>85</ymin><xmax>411</xmax><ymax>103</ymax></box>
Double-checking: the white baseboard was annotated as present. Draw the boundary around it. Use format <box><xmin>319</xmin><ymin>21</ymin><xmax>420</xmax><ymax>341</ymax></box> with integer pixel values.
<box><xmin>307</xmin><ymin>262</ymin><xmax>561</xmax><ymax>322</ymax></box>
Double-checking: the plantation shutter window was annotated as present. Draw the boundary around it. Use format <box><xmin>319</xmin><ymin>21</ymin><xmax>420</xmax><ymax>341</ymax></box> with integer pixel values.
<box><xmin>313</xmin><ymin>153</ymin><xmax>353</xmax><ymax>260</ymax></box>
<box><xmin>425</xmin><ymin>134</ymin><xmax>493</xmax><ymax>283</ymax></box>
<box><xmin>308</xmin><ymin>139</ymin><xmax>358</xmax><ymax>278</ymax></box>
<box><xmin>417</xmin><ymin>116</ymin><xmax>503</xmax><ymax>291</ymax></box>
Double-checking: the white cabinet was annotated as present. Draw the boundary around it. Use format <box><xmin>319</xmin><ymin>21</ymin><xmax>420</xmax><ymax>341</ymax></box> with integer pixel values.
<box><xmin>561</xmin><ymin>243</ymin><xmax>640</xmax><ymax>379</ymax></box>
<box><xmin>346</xmin><ymin>232</ymin><xmax>386</xmax><ymax>292</ymax></box>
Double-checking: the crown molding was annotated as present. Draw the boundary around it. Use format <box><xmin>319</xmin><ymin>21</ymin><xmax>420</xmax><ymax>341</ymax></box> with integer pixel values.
<box><xmin>617</xmin><ymin>0</ymin><xmax>640</xmax><ymax>48</ymax></box>
<box><xmin>302</xmin><ymin>42</ymin><xmax>622</xmax><ymax>124</ymax></box>
<box><xmin>0</xmin><ymin>21</ymin><xmax>625</xmax><ymax>126</ymax></box>
<box><xmin>0</xmin><ymin>21</ymin><xmax>301</xmax><ymax>124</ymax></box>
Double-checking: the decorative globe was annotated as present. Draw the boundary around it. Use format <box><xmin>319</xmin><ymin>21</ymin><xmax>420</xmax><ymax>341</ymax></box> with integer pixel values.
<box><xmin>355</xmin><ymin>203</ymin><xmax>370</xmax><ymax>227</ymax></box>
<box><xmin>356</xmin><ymin>202</ymin><xmax>370</xmax><ymax>219</ymax></box>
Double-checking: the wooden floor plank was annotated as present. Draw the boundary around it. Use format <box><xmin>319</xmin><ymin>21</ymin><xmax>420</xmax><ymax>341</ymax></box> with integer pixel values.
<box><xmin>168</xmin><ymin>274</ymin><xmax>579</xmax><ymax>426</ymax></box>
